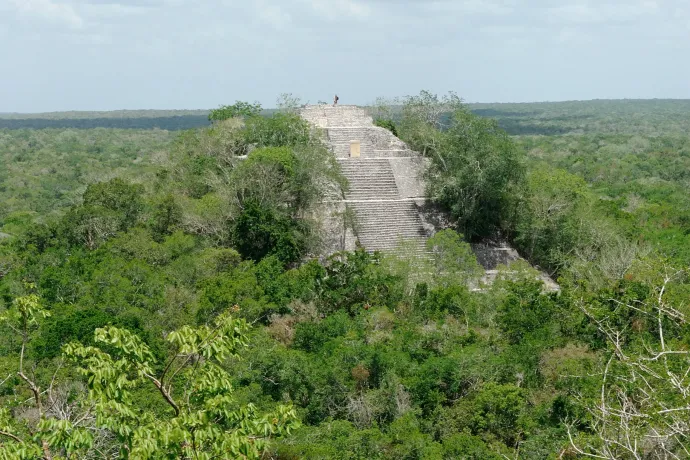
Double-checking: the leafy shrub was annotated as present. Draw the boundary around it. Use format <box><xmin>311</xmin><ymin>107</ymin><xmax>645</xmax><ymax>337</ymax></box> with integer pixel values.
<box><xmin>374</xmin><ymin>118</ymin><xmax>398</xmax><ymax>136</ymax></box>
<box><xmin>292</xmin><ymin>311</ymin><xmax>350</xmax><ymax>352</ymax></box>
<box><xmin>208</xmin><ymin>101</ymin><xmax>262</xmax><ymax>121</ymax></box>
<box><xmin>231</xmin><ymin>200</ymin><xmax>308</xmax><ymax>265</ymax></box>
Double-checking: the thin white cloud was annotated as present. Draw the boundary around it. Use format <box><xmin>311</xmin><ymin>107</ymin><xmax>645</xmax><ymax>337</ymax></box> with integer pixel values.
<box><xmin>546</xmin><ymin>1</ymin><xmax>660</xmax><ymax>25</ymax></box>
<box><xmin>80</xmin><ymin>2</ymin><xmax>152</xmax><ymax>17</ymax></box>
<box><xmin>303</xmin><ymin>0</ymin><xmax>372</xmax><ymax>21</ymax></box>
<box><xmin>1</xmin><ymin>0</ymin><xmax>689</xmax><ymax>111</ymax></box>
<box><xmin>255</xmin><ymin>0</ymin><xmax>292</xmax><ymax>29</ymax></box>
<box><xmin>10</xmin><ymin>0</ymin><xmax>83</xmax><ymax>28</ymax></box>
<box><xmin>557</xmin><ymin>26</ymin><xmax>594</xmax><ymax>44</ymax></box>
<box><xmin>424</xmin><ymin>0</ymin><xmax>515</xmax><ymax>16</ymax></box>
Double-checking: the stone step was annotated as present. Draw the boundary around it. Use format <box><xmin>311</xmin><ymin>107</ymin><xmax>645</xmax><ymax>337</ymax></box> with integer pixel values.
<box><xmin>341</xmin><ymin>175</ymin><xmax>396</xmax><ymax>181</ymax></box>
<box><xmin>343</xmin><ymin>176</ymin><xmax>397</xmax><ymax>182</ymax></box>
<box><xmin>300</xmin><ymin>105</ymin><xmax>431</xmax><ymax>256</ymax></box>
<box><xmin>342</xmin><ymin>173</ymin><xmax>396</xmax><ymax>178</ymax></box>
<box><xmin>345</xmin><ymin>189</ymin><xmax>398</xmax><ymax>193</ymax></box>
<box><xmin>343</xmin><ymin>179</ymin><xmax>398</xmax><ymax>184</ymax></box>
<box><xmin>368</xmin><ymin>149</ymin><xmax>417</xmax><ymax>157</ymax></box>
<box><xmin>343</xmin><ymin>182</ymin><xmax>398</xmax><ymax>187</ymax></box>
<box><xmin>344</xmin><ymin>185</ymin><xmax>399</xmax><ymax>189</ymax></box>
<box><xmin>360</xmin><ymin>244</ymin><xmax>429</xmax><ymax>252</ymax></box>
<box><xmin>345</xmin><ymin>185</ymin><xmax>399</xmax><ymax>190</ymax></box>
<box><xmin>351</xmin><ymin>209</ymin><xmax>419</xmax><ymax>214</ymax></box>
<box><xmin>355</xmin><ymin>216</ymin><xmax>419</xmax><ymax>221</ymax></box>
<box><xmin>359</xmin><ymin>237</ymin><xmax>427</xmax><ymax>243</ymax></box>
<box><xmin>345</xmin><ymin>189</ymin><xmax>399</xmax><ymax>194</ymax></box>
<box><xmin>354</xmin><ymin>211</ymin><xmax>418</xmax><ymax>216</ymax></box>
<box><xmin>349</xmin><ymin>201</ymin><xmax>420</xmax><ymax>208</ymax></box>
<box><xmin>346</xmin><ymin>196</ymin><xmax>400</xmax><ymax>201</ymax></box>
<box><xmin>342</xmin><ymin>171</ymin><xmax>396</xmax><ymax>176</ymax></box>
<box><xmin>339</xmin><ymin>165</ymin><xmax>394</xmax><ymax>171</ymax></box>
<box><xmin>355</xmin><ymin>217</ymin><xmax>419</xmax><ymax>222</ymax></box>
<box><xmin>345</xmin><ymin>187</ymin><xmax>399</xmax><ymax>192</ymax></box>
<box><xmin>340</xmin><ymin>169</ymin><xmax>394</xmax><ymax>174</ymax></box>
<box><xmin>355</xmin><ymin>222</ymin><xmax>420</xmax><ymax>226</ymax></box>
<box><xmin>357</xmin><ymin>235</ymin><xmax>427</xmax><ymax>243</ymax></box>
<box><xmin>358</xmin><ymin>228</ymin><xmax>425</xmax><ymax>233</ymax></box>
<box><xmin>347</xmin><ymin>194</ymin><xmax>399</xmax><ymax>200</ymax></box>
<box><xmin>359</xmin><ymin>231</ymin><xmax>424</xmax><ymax>236</ymax></box>
<box><xmin>343</xmin><ymin>181</ymin><xmax>397</xmax><ymax>185</ymax></box>
<box><xmin>357</xmin><ymin>243</ymin><xmax>429</xmax><ymax>253</ymax></box>
<box><xmin>338</xmin><ymin>159</ymin><xmax>394</xmax><ymax>164</ymax></box>
<box><xmin>358</xmin><ymin>234</ymin><xmax>426</xmax><ymax>241</ymax></box>
<box><xmin>352</xmin><ymin>207</ymin><xmax>419</xmax><ymax>214</ymax></box>
<box><xmin>355</xmin><ymin>216</ymin><xmax>423</xmax><ymax>223</ymax></box>
<box><xmin>340</xmin><ymin>170</ymin><xmax>396</xmax><ymax>175</ymax></box>
<box><xmin>351</xmin><ymin>205</ymin><xmax>416</xmax><ymax>210</ymax></box>
<box><xmin>340</xmin><ymin>166</ymin><xmax>395</xmax><ymax>171</ymax></box>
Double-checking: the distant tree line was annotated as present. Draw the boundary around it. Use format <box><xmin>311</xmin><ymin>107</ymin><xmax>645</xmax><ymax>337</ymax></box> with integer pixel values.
<box><xmin>1</xmin><ymin>94</ymin><xmax>690</xmax><ymax>458</ymax></box>
<box><xmin>0</xmin><ymin>116</ymin><xmax>212</xmax><ymax>131</ymax></box>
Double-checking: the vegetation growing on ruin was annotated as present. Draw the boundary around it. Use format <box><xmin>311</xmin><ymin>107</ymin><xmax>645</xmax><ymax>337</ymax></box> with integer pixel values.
<box><xmin>1</xmin><ymin>95</ymin><xmax>689</xmax><ymax>458</ymax></box>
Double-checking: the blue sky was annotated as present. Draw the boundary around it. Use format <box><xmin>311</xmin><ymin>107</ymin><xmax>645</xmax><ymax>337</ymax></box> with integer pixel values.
<box><xmin>1</xmin><ymin>0</ymin><xmax>689</xmax><ymax>112</ymax></box>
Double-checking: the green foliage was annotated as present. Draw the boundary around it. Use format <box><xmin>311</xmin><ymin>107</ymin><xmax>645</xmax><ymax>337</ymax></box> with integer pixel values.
<box><xmin>292</xmin><ymin>311</ymin><xmax>350</xmax><ymax>352</ymax></box>
<box><xmin>231</xmin><ymin>200</ymin><xmax>309</xmax><ymax>265</ymax></box>
<box><xmin>82</xmin><ymin>178</ymin><xmax>144</xmax><ymax>228</ymax></box>
<box><xmin>197</xmin><ymin>262</ymin><xmax>271</xmax><ymax>322</ymax></box>
<box><xmin>246</xmin><ymin>146</ymin><xmax>296</xmax><ymax>176</ymax></box>
<box><xmin>467</xmin><ymin>383</ymin><xmax>527</xmax><ymax>445</ymax></box>
<box><xmin>0</xmin><ymin>297</ymin><xmax>298</xmax><ymax>459</ymax></box>
<box><xmin>473</xmin><ymin>99</ymin><xmax>690</xmax><ymax>136</ymax></box>
<box><xmin>208</xmin><ymin>101</ymin><xmax>262</xmax><ymax>122</ymax></box>
<box><xmin>314</xmin><ymin>249</ymin><xmax>403</xmax><ymax>316</ymax></box>
<box><xmin>243</xmin><ymin>112</ymin><xmax>312</xmax><ymax>148</ymax></box>
<box><xmin>0</xmin><ymin>128</ymin><xmax>172</xmax><ymax>228</ymax></box>
<box><xmin>373</xmin><ymin>118</ymin><xmax>398</xmax><ymax>136</ymax></box>
<box><xmin>518</xmin><ymin>132</ymin><xmax>690</xmax><ymax>268</ymax></box>
<box><xmin>426</xmin><ymin>229</ymin><xmax>483</xmax><ymax>287</ymax></box>
<box><xmin>166</xmin><ymin>117</ymin><xmax>343</xmax><ymax>260</ymax></box>
<box><xmin>514</xmin><ymin>167</ymin><xmax>592</xmax><ymax>272</ymax></box>
<box><xmin>398</xmin><ymin>91</ymin><xmax>525</xmax><ymax>239</ymax></box>
<box><xmin>149</xmin><ymin>193</ymin><xmax>182</xmax><ymax>240</ymax></box>
<box><xmin>429</xmin><ymin>109</ymin><xmax>525</xmax><ymax>238</ymax></box>
<box><xmin>496</xmin><ymin>280</ymin><xmax>558</xmax><ymax>346</ymax></box>
<box><xmin>3</xmin><ymin>97</ymin><xmax>690</xmax><ymax>459</ymax></box>
<box><xmin>441</xmin><ymin>432</ymin><xmax>503</xmax><ymax>459</ymax></box>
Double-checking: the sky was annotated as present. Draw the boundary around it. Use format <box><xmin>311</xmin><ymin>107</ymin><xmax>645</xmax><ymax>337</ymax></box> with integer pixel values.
<box><xmin>0</xmin><ymin>0</ymin><xmax>689</xmax><ymax>112</ymax></box>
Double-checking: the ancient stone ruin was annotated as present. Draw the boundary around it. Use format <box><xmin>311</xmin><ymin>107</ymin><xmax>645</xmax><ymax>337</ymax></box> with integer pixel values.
<box><xmin>300</xmin><ymin>104</ymin><xmax>558</xmax><ymax>290</ymax></box>
<box><xmin>300</xmin><ymin>105</ymin><xmax>435</xmax><ymax>256</ymax></box>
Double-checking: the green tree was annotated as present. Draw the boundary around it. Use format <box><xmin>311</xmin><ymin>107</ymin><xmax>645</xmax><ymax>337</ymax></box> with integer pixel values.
<box><xmin>426</xmin><ymin>229</ymin><xmax>483</xmax><ymax>287</ymax></box>
<box><xmin>398</xmin><ymin>91</ymin><xmax>525</xmax><ymax>239</ymax></box>
<box><xmin>569</xmin><ymin>266</ymin><xmax>690</xmax><ymax>459</ymax></box>
<box><xmin>0</xmin><ymin>295</ymin><xmax>299</xmax><ymax>459</ymax></box>
<box><xmin>208</xmin><ymin>101</ymin><xmax>262</xmax><ymax>122</ymax></box>
<box><xmin>82</xmin><ymin>178</ymin><xmax>144</xmax><ymax>230</ymax></box>
<box><xmin>231</xmin><ymin>200</ymin><xmax>308</xmax><ymax>265</ymax></box>
<box><xmin>373</xmin><ymin>119</ymin><xmax>398</xmax><ymax>136</ymax></box>
<box><xmin>149</xmin><ymin>193</ymin><xmax>183</xmax><ymax>241</ymax></box>
<box><xmin>243</xmin><ymin>112</ymin><xmax>312</xmax><ymax>148</ymax></box>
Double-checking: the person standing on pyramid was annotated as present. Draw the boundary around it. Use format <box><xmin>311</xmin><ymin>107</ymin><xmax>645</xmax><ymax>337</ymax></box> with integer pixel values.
<box><xmin>333</xmin><ymin>94</ymin><xmax>339</xmax><ymax>106</ymax></box>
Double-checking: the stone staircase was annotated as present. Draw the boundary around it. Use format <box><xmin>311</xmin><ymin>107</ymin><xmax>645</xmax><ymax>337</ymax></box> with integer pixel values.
<box><xmin>300</xmin><ymin>105</ymin><xmax>430</xmax><ymax>254</ymax></box>
<box><xmin>301</xmin><ymin>105</ymin><xmax>415</xmax><ymax>158</ymax></box>
<box><xmin>337</xmin><ymin>158</ymin><xmax>399</xmax><ymax>200</ymax></box>
<box><xmin>349</xmin><ymin>201</ymin><xmax>428</xmax><ymax>254</ymax></box>
<box><xmin>301</xmin><ymin>104</ymin><xmax>560</xmax><ymax>291</ymax></box>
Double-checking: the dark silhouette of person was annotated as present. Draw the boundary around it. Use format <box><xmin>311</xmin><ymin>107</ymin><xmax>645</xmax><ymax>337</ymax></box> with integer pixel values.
<box><xmin>333</xmin><ymin>94</ymin><xmax>339</xmax><ymax>106</ymax></box>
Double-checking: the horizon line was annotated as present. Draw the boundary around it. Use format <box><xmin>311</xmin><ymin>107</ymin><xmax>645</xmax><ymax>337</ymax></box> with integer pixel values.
<box><xmin>2</xmin><ymin>97</ymin><xmax>690</xmax><ymax>116</ymax></box>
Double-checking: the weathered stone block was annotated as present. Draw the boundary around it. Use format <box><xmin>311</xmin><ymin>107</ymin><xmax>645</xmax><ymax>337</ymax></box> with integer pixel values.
<box><xmin>350</xmin><ymin>141</ymin><xmax>360</xmax><ymax>158</ymax></box>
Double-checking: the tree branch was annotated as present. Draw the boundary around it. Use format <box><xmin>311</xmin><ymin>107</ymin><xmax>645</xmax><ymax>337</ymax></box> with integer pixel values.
<box><xmin>0</xmin><ymin>429</ymin><xmax>24</xmax><ymax>444</ymax></box>
<box><xmin>145</xmin><ymin>373</ymin><xmax>180</xmax><ymax>417</ymax></box>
